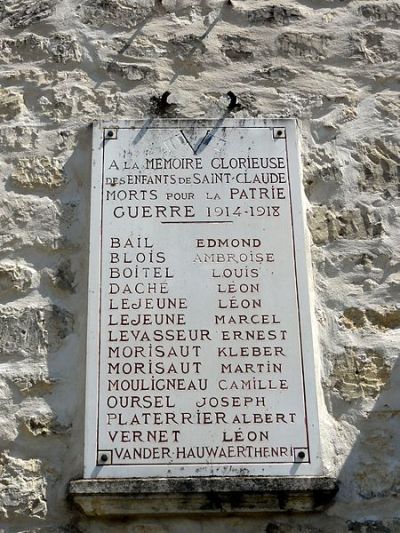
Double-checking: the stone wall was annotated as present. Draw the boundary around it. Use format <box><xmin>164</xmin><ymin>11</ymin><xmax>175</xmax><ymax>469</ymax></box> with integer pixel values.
<box><xmin>0</xmin><ymin>0</ymin><xmax>399</xmax><ymax>531</ymax></box>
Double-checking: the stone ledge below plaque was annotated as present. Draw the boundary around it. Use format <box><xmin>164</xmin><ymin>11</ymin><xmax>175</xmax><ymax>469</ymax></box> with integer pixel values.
<box><xmin>69</xmin><ymin>477</ymin><xmax>338</xmax><ymax>516</ymax></box>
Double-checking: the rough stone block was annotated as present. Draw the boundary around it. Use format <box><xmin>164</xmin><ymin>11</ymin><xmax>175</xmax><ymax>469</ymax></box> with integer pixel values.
<box><xmin>329</xmin><ymin>347</ymin><xmax>391</xmax><ymax>401</ymax></box>
<box><xmin>0</xmin><ymin>32</ymin><xmax>81</xmax><ymax>64</ymax></box>
<box><xmin>0</xmin><ymin>305</ymin><xmax>73</xmax><ymax>358</ymax></box>
<box><xmin>342</xmin><ymin>306</ymin><xmax>400</xmax><ymax>330</ymax></box>
<box><xmin>0</xmin><ymin>452</ymin><xmax>46</xmax><ymax>518</ymax></box>
<box><xmin>161</xmin><ymin>0</ymin><xmax>200</xmax><ymax>14</ymax></box>
<box><xmin>103</xmin><ymin>35</ymin><xmax>168</xmax><ymax>59</ymax></box>
<box><xmin>0</xmin><ymin>0</ymin><xmax>55</xmax><ymax>28</ymax></box>
<box><xmin>107</xmin><ymin>61</ymin><xmax>156</xmax><ymax>82</ymax></box>
<box><xmin>0</xmin><ymin>261</ymin><xmax>35</xmax><ymax>295</ymax></box>
<box><xmin>278</xmin><ymin>32</ymin><xmax>332</xmax><ymax>60</ymax></box>
<box><xmin>0</xmin><ymin>89</ymin><xmax>25</xmax><ymax>119</ymax></box>
<box><xmin>9</xmin><ymin>367</ymin><xmax>54</xmax><ymax>394</ymax></box>
<box><xmin>48</xmin><ymin>33</ymin><xmax>82</xmax><ymax>64</ymax></box>
<box><xmin>0</xmin><ymin>195</ymin><xmax>75</xmax><ymax>250</ymax></box>
<box><xmin>308</xmin><ymin>206</ymin><xmax>383</xmax><ymax>245</ymax></box>
<box><xmin>342</xmin><ymin>308</ymin><xmax>367</xmax><ymax>329</ymax></box>
<box><xmin>0</xmin><ymin>126</ymin><xmax>39</xmax><ymax>152</ymax></box>
<box><xmin>0</xmin><ymin>379</ymin><xmax>18</xmax><ymax>442</ymax></box>
<box><xmin>79</xmin><ymin>0</ymin><xmax>156</xmax><ymax>29</ymax></box>
<box><xmin>246</xmin><ymin>5</ymin><xmax>303</xmax><ymax>25</ymax></box>
<box><xmin>354</xmin><ymin>139</ymin><xmax>400</xmax><ymax>196</ymax></box>
<box><xmin>359</xmin><ymin>2</ymin><xmax>400</xmax><ymax>24</ymax></box>
<box><xmin>303</xmin><ymin>147</ymin><xmax>343</xmax><ymax>203</ymax></box>
<box><xmin>220</xmin><ymin>35</ymin><xmax>255</xmax><ymax>62</ymax></box>
<box><xmin>10</xmin><ymin>157</ymin><xmax>65</xmax><ymax>190</ymax></box>
<box><xmin>252</xmin><ymin>64</ymin><xmax>297</xmax><ymax>82</ymax></box>
<box><xmin>350</xmin><ymin>30</ymin><xmax>397</xmax><ymax>63</ymax></box>
<box><xmin>365</xmin><ymin>307</ymin><xmax>400</xmax><ymax>329</ymax></box>
<box><xmin>375</xmin><ymin>93</ymin><xmax>400</xmax><ymax>127</ymax></box>
<box><xmin>307</xmin><ymin>207</ymin><xmax>330</xmax><ymax>245</ymax></box>
<box><xmin>169</xmin><ymin>34</ymin><xmax>207</xmax><ymax>59</ymax></box>
<box><xmin>0</xmin><ymin>410</ymin><xmax>18</xmax><ymax>443</ymax></box>
<box><xmin>16</xmin><ymin>398</ymin><xmax>55</xmax><ymax>436</ymax></box>
<box><xmin>0</xmin><ymin>34</ymin><xmax>49</xmax><ymax>63</ymax></box>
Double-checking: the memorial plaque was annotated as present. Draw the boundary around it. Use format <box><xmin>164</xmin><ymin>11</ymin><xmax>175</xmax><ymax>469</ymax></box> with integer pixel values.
<box><xmin>84</xmin><ymin>119</ymin><xmax>322</xmax><ymax>478</ymax></box>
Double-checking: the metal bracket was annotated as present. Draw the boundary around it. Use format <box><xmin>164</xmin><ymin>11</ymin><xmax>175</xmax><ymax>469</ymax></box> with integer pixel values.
<box><xmin>160</xmin><ymin>91</ymin><xmax>171</xmax><ymax>108</ymax></box>
<box><xmin>151</xmin><ymin>91</ymin><xmax>172</xmax><ymax>115</ymax></box>
<box><xmin>227</xmin><ymin>91</ymin><xmax>240</xmax><ymax>110</ymax></box>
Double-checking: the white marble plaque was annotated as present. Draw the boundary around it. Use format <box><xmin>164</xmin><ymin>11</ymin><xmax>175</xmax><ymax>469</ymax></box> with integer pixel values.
<box><xmin>84</xmin><ymin>119</ymin><xmax>322</xmax><ymax>478</ymax></box>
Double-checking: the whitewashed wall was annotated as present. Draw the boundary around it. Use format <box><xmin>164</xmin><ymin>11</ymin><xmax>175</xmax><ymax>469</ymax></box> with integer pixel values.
<box><xmin>0</xmin><ymin>0</ymin><xmax>399</xmax><ymax>531</ymax></box>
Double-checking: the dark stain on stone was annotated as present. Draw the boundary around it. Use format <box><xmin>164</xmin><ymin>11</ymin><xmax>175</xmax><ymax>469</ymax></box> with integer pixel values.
<box><xmin>276</xmin><ymin>491</ymin><xmax>289</xmax><ymax>510</ymax></box>
<box><xmin>54</xmin><ymin>259</ymin><xmax>76</xmax><ymax>293</ymax></box>
<box><xmin>347</xmin><ymin>519</ymin><xmax>393</xmax><ymax>532</ymax></box>
<box><xmin>201</xmin><ymin>491</ymin><xmax>223</xmax><ymax>511</ymax></box>
<box><xmin>265</xmin><ymin>524</ymin><xmax>280</xmax><ymax>533</ymax></box>
<box><xmin>313</xmin><ymin>485</ymin><xmax>339</xmax><ymax>509</ymax></box>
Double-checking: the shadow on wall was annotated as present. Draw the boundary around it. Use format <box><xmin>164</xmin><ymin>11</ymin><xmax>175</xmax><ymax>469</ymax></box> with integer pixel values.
<box><xmin>43</xmin><ymin>125</ymin><xmax>94</xmax><ymax>517</ymax></box>
<box><xmin>327</xmin><ymin>341</ymin><xmax>400</xmax><ymax>531</ymax></box>
<box><xmin>0</xmin><ymin>123</ymin><xmax>94</xmax><ymax>527</ymax></box>
<box><xmin>10</xmin><ymin>125</ymin><xmax>93</xmax><ymax>525</ymax></box>
<box><xmin>104</xmin><ymin>1</ymin><xmax>248</xmax><ymax>115</ymax></box>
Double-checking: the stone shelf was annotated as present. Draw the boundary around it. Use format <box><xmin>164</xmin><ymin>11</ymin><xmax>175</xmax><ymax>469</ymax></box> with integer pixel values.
<box><xmin>69</xmin><ymin>476</ymin><xmax>338</xmax><ymax>516</ymax></box>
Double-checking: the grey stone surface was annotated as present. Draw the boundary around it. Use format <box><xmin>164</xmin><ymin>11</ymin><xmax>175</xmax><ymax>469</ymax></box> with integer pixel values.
<box><xmin>69</xmin><ymin>477</ymin><xmax>338</xmax><ymax>516</ymax></box>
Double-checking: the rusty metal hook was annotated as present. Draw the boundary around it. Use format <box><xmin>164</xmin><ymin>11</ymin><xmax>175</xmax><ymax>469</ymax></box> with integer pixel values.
<box><xmin>159</xmin><ymin>91</ymin><xmax>171</xmax><ymax>109</ymax></box>
<box><xmin>151</xmin><ymin>91</ymin><xmax>172</xmax><ymax>115</ymax></box>
<box><xmin>227</xmin><ymin>91</ymin><xmax>239</xmax><ymax>110</ymax></box>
